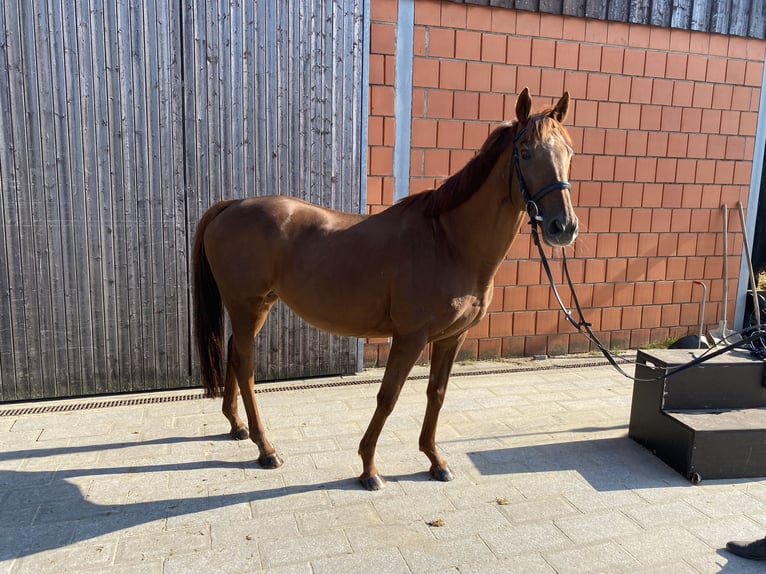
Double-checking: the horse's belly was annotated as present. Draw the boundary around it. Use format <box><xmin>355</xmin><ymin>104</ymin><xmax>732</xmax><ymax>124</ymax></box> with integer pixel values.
<box><xmin>276</xmin><ymin>286</ymin><xmax>394</xmax><ymax>339</ymax></box>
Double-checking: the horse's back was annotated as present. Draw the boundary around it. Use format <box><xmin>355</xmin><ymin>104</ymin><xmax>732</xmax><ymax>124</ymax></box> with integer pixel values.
<box><xmin>201</xmin><ymin>195</ymin><xmax>400</xmax><ymax>336</ymax></box>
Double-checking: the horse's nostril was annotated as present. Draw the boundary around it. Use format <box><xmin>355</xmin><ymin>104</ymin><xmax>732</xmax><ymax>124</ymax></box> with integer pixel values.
<box><xmin>549</xmin><ymin>219</ymin><xmax>565</xmax><ymax>236</ymax></box>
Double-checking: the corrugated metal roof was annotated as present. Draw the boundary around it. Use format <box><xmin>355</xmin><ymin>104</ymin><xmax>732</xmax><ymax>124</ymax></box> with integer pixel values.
<box><xmin>449</xmin><ymin>0</ymin><xmax>765</xmax><ymax>39</ymax></box>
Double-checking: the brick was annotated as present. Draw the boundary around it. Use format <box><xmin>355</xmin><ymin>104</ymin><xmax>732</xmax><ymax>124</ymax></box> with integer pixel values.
<box><xmin>423</xmin><ymin>148</ymin><xmax>450</xmax><ymax>176</ymax></box>
<box><xmin>726</xmin><ymin>59</ymin><xmax>747</xmax><ymax>84</ymax></box>
<box><xmin>622</xmin><ymin>49</ymin><xmax>645</xmax><ymax>76</ymax></box>
<box><xmin>661</xmin><ymin>107</ymin><xmax>682</xmax><ymax>132</ymax></box>
<box><xmin>478</xmin><ymin>92</ymin><xmax>504</xmax><ymax>121</ymax></box>
<box><xmin>512</xmin><ymin>311</ymin><xmax>536</xmax><ymax>335</ymax></box>
<box><xmin>491</xmin><ymin>6</ymin><xmax>516</xmax><ymax>33</ymax></box>
<box><xmin>450</xmin><ymin>149</ymin><xmax>474</xmax><ymax>171</ymax></box>
<box><xmin>563</xmin><ymin>17</ymin><xmax>586</xmax><ymax>41</ymax></box>
<box><xmin>607</xmin><ymin>21</ymin><xmax>630</xmax><ymax>46</ymax></box>
<box><xmin>701</xmin><ymin>109</ymin><xmax>722</xmax><ymax>133</ymax></box>
<box><xmin>413</xmin><ymin>57</ymin><xmax>440</xmax><ymax>88</ymax></box>
<box><xmin>650</xmin><ymin>209</ymin><xmax>672</xmax><ymax>233</ymax></box>
<box><xmin>670</xmin><ymin>28</ymin><xmax>691</xmax><ymax>51</ymax></box>
<box><xmin>429</xmin><ymin>28</ymin><xmax>455</xmax><ymax>58</ymax></box>
<box><xmin>555</xmin><ymin>41</ymin><xmax>579</xmax><ymax>70</ymax></box>
<box><xmin>466</xmin><ymin>4</ymin><xmax>493</xmax><ymax>31</ymax></box>
<box><xmin>414</xmin><ymin>26</ymin><xmax>427</xmax><ymax>56</ymax></box>
<box><xmin>369</xmin><ymin>147</ymin><xmax>393</xmax><ymax>176</ymax></box>
<box><xmin>731</xmin><ymin>86</ymin><xmax>753</xmax><ymax>111</ymax></box>
<box><xmin>532</xmin><ymin>38</ymin><xmax>556</xmax><ymax>67</ymax></box>
<box><xmin>540</xmin><ymin>69</ymin><xmax>565</xmax><ymax>97</ymax></box>
<box><xmin>489</xmin><ymin>312</ymin><xmax>513</xmax><ymax>337</ymax></box>
<box><xmin>647</xmin><ymin>132</ymin><xmax>668</xmax><ymax>158</ymax></box>
<box><xmin>619</xmin><ymin>103</ymin><xmax>642</xmax><ymax>130</ymax></box>
<box><xmin>586</xmin><ymin>73</ymin><xmax>610</xmax><ymax>101</ymax></box>
<box><xmin>644</xmin><ymin>51</ymin><xmax>667</xmax><ymax>77</ymax></box>
<box><xmin>609</xmin><ymin>76</ymin><xmax>631</xmax><ymax>102</ymax></box>
<box><xmin>578</xmin><ymin>44</ymin><xmax>601</xmax><ymax>72</ymax></box>
<box><xmin>639</xmin><ymin>105</ymin><xmax>661</xmax><ymax>131</ymax></box>
<box><xmin>370</xmin><ymin>85</ymin><xmax>394</xmax><ymax>115</ymax></box>
<box><xmin>371</xmin><ymin>0</ymin><xmax>398</xmax><ymax>22</ymax></box>
<box><xmin>455</xmin><ymin>30</ymin><xmax>482</xmax><ymax>61</ymax></box>
<box><xmin>439</xmin><ymin>60</ymin><xmax>466</xmax><ymax>90</ymax></box>
<box><xmin>436</xmin><ymin>120</ymin><xmax>463</xmax><ymax>149</ymax></box>
<box><xmin>491</xmin><ymin>63</ymin><xmax>517</xmax><ymax>93</ymax></box>
<box><xmin>666</xmin><ymin>53</ymin><xmax>688</xmax><ymax>79</ymax></box>
<box><xmin>515</xmin><ymin>10</ymin><xmax>540</xmax><ymax>36</ymax></box>
<box><xmin>630</xmin><ymin>77</ymin><xmax>653</xmax><ymax>103</ymax></box>
<box><xmin>506</xmin><ymin>36</ymin><xmax>532</xmax><ymax>65</ymax></box>
<box><xmin>482</xmin><ymin>33</ymin><xmax>507</xmax><ymax>63</ymax></box>
<box><xmin>652</xmin><ymin>79</ymin><xmax>674</xmax><ymax>105</ymax></box>
<box><xmin>453</xmin><ymin>92</ymin><xmax>479</xmax><ymax>120</ymax></box>
<box><xmin>466</xmin><ymin>62</ymin><xmax>492</xmax><ymax>92</ymax></box>
<box><xmin>371</xmin><ymin>23</ymin><xmax>396</xmax><ymax>55</ymax></box>
<box><xmin>516</xmin><ymin>67</ymin><xmax>541</xmax><ymax>95</ymax></box>
<box><xmin>686</xmin><ymin>55</ymin><xmax>708</xmax><ymax>81</ymax></box>
<box><xmin>601</xmin><ymin>46</ymin><xmax>624</xmax><ymax>74</ymax></box>
<box><xmin>463</xmin><ymin>121</ymin><xmax>490</xmax><ymax>148</ymax></box>
<box><xmin>614</xmin><ymin>157</ymin><xmax>636</xmax><ymax>182</ymax></box>
<box><xmin>368</xmin><ymin>54</ymin><xmax>385</xmax><ymax>85</ymax></box>
<box><xmin>746</xmin><ymin>61</ymin><xmax>765</xmax><ymax>87</ymax></box>
<box><xmin>692</xmin><ymin>83</ymin><xmax>713</xmax><ymax>108</ymax></box>
<box><xmin>440</xmin><ymin>0</ymin><xmax>466</xmax><ymax>27</ymax></box>
<box><xmin>427</xmin><ymin>90</ymin><xmax>453</xmax><ymax>118</ymax></box>
<box><xmin>667</xmin><ymin>133</ymin><xmax>688</xmax><ymax>156</ymax></box>
<box><xmin>649</xmin><ymin>26</ymin><xmax>671</xmax><ymax>50</ymax></box>
<box><xmin>585</xmin><ymin>19</ymin><xmax>609</xmax><ymax>43</ymax></box>
<box><xmin>706</xmin><ymin>57</ymin><xmax>727</xmax><ymax>82</ymax></box>
<box><xmin>597</xmin><ymin>102</ymin><xmax>620</xmax><ymax>128</ymax></box>
<box><xmin>628</xmin><ymin>23</ymin><xmax>651</xmax><ymax>48</ymax></box>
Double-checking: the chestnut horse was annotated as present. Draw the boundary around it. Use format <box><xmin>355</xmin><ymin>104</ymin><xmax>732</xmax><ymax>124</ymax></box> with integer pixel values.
<box><xmin>192</xmin><ymin>89</ymin><xmax>578</xmax><ymax>490</ymax></box>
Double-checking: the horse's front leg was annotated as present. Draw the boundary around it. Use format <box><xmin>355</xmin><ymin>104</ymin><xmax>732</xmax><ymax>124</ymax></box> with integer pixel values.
<box><xmin>419</xmin><ymin>333</ymin><xmax>466</xmax><ymax>482</ymax></box>
<box><xmin>358</xmin><ymin>333</ymin><xmax>426</xmax><ymax>490</ymax></box>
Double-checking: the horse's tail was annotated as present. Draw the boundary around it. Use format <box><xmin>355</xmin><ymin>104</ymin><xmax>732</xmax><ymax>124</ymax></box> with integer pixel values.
<box><xmin>192</xmin><ymin>200</ymin><xmax>237</xmax><ymax>398</ymax></box>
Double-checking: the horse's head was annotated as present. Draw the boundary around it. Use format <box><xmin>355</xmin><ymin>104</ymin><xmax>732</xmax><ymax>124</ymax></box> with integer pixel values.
<box><xmin>512</xmin><ymin>88</ymin><xmax>578</xmax><ymax>247</ymax></box>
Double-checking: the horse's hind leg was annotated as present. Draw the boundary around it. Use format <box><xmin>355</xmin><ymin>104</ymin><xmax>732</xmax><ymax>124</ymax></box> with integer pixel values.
<box><xmin>222</xmin><ymin>336</ymin><xmax>248</xmax><ymax>440</ymax></box>
<box><xmin>229</xmin><ymin>298</ymin><xmax>283</xmax><ymax>469</ymax></box>
<box><xmin>419</xmin><ymin>333</ymin><xmax>465</xmax><ymax>482</ymax></box>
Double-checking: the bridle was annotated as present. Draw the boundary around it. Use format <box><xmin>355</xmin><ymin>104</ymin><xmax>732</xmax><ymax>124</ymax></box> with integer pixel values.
<box><xmin>511</xmin><ymin>122</ymin><xmax>572</xmax><ymax>225</ymax></box>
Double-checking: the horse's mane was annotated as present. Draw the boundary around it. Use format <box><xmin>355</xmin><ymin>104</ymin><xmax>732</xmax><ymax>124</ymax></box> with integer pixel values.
<box><xmin>398</xmin><ymin>109</ymin><xmax>570</xmax><ymax>218</ymax></box>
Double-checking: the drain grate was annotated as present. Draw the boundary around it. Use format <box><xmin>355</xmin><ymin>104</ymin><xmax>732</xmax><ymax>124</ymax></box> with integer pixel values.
<box><xmin>0</xmin><ymin>359</ymin><xmax>620</xmax><ymax>417</ymax></box>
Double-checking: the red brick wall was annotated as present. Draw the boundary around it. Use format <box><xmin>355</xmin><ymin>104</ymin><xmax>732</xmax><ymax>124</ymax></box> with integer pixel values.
<box><xmin>365</xmin><ymin>0</ymin><xmax>766</xmax><ymax>366</ymax></box>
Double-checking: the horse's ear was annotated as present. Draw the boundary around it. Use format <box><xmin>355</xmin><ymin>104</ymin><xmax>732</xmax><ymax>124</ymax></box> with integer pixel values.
<box><xmin>551</xmin><ymin>91</ymin><xmax>570</xmax><ymax>123</ymax></box>
<box><xmin>516</xmin><ymin>87</ymin><xmax>532</xmax><ymax>123</ymax></box>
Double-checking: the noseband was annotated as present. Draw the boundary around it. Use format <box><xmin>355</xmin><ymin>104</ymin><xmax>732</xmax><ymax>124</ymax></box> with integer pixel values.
<box><xmin>512</xmin><ymin>124</ymin><xmax>571</xmax><ymax>225</ymax></box>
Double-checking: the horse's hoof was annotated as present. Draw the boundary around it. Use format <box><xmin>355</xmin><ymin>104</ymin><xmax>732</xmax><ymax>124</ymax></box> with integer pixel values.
<box><xmin>359</xmin><ymin>474</ymin><xmax>386</xmax><ymax>491</ymax></box>
<box><xmin>431</xmin><ymin>465</ymin><xmax>455</xmax><ymax>482</ymax></box>
<box><xmin>258</xmin><ymin>453</ymin><xmax>284</xmax><ymax>469</ymax></box>
<box><xmin>230</xmin><ymin>427</ymin><xmax>249</xmax><ymax>441</ymax></box>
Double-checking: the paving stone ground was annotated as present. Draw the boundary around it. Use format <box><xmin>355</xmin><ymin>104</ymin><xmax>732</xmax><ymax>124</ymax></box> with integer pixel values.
<box><xmin>1</xmin><ymin>358</ymin><xmax>765</xmax><ymax>573</ymax></box>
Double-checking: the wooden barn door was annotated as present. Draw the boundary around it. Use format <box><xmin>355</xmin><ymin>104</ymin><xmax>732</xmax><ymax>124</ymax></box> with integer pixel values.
<box><xmin>0</xmin><ymin>0</ymin><xmax>367</xmax><ymax>401</ymax></box>
<box><xmin>182</xmin><ymin>1</ymin><xmax>367</xmax><ymax>383</ymax></box>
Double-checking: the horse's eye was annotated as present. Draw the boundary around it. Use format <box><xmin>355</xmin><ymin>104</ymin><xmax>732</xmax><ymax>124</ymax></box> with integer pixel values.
<box><xmin>521</xmin><ymin>149</ymin><xmax>531</xmax><ymax>160</ymax></box>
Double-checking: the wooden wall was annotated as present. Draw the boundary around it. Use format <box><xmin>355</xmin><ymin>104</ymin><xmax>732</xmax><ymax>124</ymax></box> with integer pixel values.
<box><xmin>0</xmin><ymin>0</ymin><xmax>367</xmax><ymax>401</ymax></box>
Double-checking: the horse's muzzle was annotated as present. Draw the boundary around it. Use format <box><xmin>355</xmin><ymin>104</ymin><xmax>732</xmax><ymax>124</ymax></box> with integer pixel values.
<box><xmin>543</xmin><ymin>214</ymin><xmax>578</xmax><ymax>247</ymax></box>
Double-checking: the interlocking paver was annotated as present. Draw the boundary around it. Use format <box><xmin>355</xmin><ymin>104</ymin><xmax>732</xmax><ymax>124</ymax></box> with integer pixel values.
<box><xmin>1</xmin><ymin>360</ymin><xmax>765</xmax><ymax>573</ymax></box>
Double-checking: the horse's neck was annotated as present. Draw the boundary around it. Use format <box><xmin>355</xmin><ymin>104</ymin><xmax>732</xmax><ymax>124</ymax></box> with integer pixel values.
<box><xmin>440</xmin><ymin>151</ymin><xmax>525</xmax><ymax>280</ymax></box>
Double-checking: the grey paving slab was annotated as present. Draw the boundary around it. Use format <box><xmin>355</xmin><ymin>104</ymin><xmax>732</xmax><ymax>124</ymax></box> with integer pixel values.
<box><xmin>0</xmin><ymin>360</ymin><xmax>765</xmax><ymax>573</ymax></box>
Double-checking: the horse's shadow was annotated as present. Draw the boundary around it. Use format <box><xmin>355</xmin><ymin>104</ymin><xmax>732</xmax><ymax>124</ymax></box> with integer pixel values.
<box><xmin>0</xmin><ymin>435</ymin><xmax>362</xmax><ymax>561</ymax></box>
